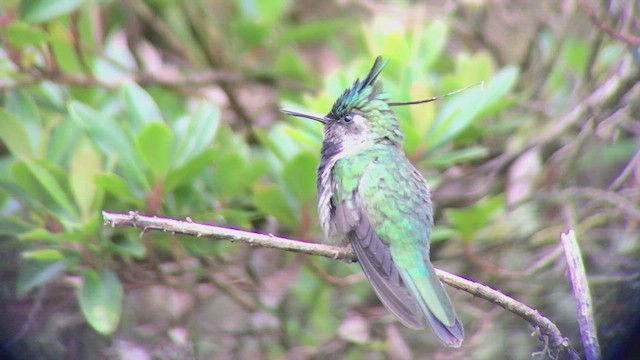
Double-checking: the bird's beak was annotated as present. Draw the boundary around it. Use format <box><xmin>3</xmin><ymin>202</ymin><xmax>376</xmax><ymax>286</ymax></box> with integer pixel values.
<box><xmin>281</xmin><ymin>108</ymin><xmax>328</xmax><ymax>124</ymax></box>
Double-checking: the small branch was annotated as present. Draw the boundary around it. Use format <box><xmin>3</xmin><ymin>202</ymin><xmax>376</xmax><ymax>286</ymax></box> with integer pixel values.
<box><xmin>561</xmin><ymin>230</ymin><xmax>601</xmax><ymax>360</ymax></box>
<box><xmin>102</xmin><ymin>211</ymin><xmax>578</xmax><ymax>358</ymax></box>
<box><xmin>103</xmin><ymin>211</ymin><xmax>355</xmax><ymax>261</ymax></box>
<box><xmin>578</xmin><ymin>0</ymin><xmax>640</xmax><ymax>46</ymax></box>
<box><xmin>0</xmin><ymin>69</ymin><xmax>306</xmax><ymax>92</ymax></box>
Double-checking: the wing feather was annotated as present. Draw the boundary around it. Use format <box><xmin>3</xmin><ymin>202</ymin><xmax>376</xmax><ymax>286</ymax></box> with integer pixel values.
<box><xmin>342</xmin><ymin>203</ymin><xmax>424</xmax><ymax>329</ymax></box>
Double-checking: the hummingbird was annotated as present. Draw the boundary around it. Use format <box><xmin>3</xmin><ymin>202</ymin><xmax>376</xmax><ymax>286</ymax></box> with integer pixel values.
<box><xmin>282</xmin><ymin>56</ymin><xmax>464</xmax><ymax>347</ymax></box>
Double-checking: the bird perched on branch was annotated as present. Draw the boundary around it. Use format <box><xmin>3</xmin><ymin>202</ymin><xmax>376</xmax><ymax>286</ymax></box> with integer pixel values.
<box><xmin>282</xmin><ymin>57</ymin><xmax>464</xmax><ymax>347</ymax></box>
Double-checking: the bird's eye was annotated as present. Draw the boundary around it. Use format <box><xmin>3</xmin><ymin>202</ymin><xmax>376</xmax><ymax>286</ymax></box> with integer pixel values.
<box><xmin>343</xmin><ymin>114</ymin><xmax>354</xmax><ymax>123</ymax></box>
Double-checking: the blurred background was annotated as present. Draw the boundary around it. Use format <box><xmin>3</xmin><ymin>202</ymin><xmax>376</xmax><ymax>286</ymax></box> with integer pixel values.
<box><xmin>1</xmin><ymin>0</ymin><xmax>639</xmax><ymax>359</ymax></box>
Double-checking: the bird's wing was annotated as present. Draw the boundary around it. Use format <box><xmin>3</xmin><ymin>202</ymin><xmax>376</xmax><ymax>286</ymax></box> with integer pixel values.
<box><xmin>332</xmin><ymin>150</ymin><xmax>463</xmax><ymax>346</ymax></box>
<box><xmin>331</xmin><ymin>153</ymin><xmax>424</xmax><ymax>329</ymax></box>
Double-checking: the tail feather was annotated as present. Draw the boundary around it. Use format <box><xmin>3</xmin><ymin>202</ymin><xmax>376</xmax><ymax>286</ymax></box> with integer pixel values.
<box><xmin>400</xmin><ymin>265</ymin><xmax>464</xmax><ymax>347</ymax></box>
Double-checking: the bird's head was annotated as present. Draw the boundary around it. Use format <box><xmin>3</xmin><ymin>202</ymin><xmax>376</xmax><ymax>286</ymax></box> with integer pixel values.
<box><xmin>282</xmin><ymin>56</ymin><xmax>404</xmax><ymax>149</ymax></box>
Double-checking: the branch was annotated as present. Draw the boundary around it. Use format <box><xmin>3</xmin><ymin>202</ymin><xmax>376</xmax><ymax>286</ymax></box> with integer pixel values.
<box><xmin>102</xmin><ymin>211</ymin><xmax>578</xmax><ymax>359</ymax></box>
<box><xmin>577</xmin><ymin>0</ymin><xmax>640</xmax><ymax>46</ymax></box>
<box><xmin>562</xmin><ymin>230</ymin><xmax>601</xmax><ymax>360</ymax></box>
<box><xmin>0</xmin><ymin>69</ymin><xmax>307</xmax><ymax>92</ymax></box>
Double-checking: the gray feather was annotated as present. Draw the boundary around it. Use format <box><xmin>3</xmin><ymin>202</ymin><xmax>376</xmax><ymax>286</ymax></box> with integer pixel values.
<box><xmin>340</xmin><ymin>202</ymin><xmax>425</xmax><ymax>329</ymax></box>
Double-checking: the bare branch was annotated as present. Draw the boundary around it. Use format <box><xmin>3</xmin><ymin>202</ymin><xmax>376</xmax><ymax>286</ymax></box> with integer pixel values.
<box><xmin>102</xmin><ymin>210</ymin><xmax>578</xmax><ymax>358</ymax></box>
<box><xmin>577</xmin><ymin>0</ymin><xmax>640</xmax><ymax>46</ymax></box>
<box><xmin>0</xmin><ymin>69</ymin><xmax>307</xmax><ymax>92</ymax></box>
<box><xmin>562</xmin><ymin>230</ymin><xmax>601</xmax><ymax>360</ymax></box>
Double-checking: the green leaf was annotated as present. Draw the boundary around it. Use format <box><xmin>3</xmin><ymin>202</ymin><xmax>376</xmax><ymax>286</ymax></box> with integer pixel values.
<box><xmin>48</xmin><ymin>117</ymin><xmax>82</xmax><ymax>164</ymax></box>
<box><xmin>5</xmin><ymin>90</ymin><xmax>41</xmax><ymax>154</ymax></box>
<box><xmin>0</xmin><ymin>217</ymin><xmax>31</xmax><ymax>236</ymax></box>
<box><xmin>19</xmin><ymin>0</ymin><xmax>87</xmax><ymax>23</ymax></box>
<box><xmin>425</xmin><ymin>88</ymin><xmax>483</xmax><ymax>150</ymax></box>
<box><xmin>77</xmin><ymin>269</ymin><xmax>123</xmax><ymax>335</ymax></box>
<box><xmin>255</xmin><ymin>0</ymin><xmax>288</xmax><ymax>23</ymax></box>
<box><xmin>2</xmin><ymin>21</ymin><xmax>50</xmax><ymax>47</ymax></box>
<box><xmin>282</xmin><ymin>152</ymin><xmax>318</xmax><ymax>203</ymax></box>
<box><xmin>123</xmin><ymin>82</ymin><xmax>162</xmax><ymax>133</ymax></box>
<box><xmin>253</xmin><ymin>184</ymin><xmax>298</xmax><ymax>229</ymax></box>
<box><xmin>0</xmin><ymin>108</ymin><xmax>33</xmax><ymax>157</ymax></box>
<box><xmin>49</xmin><ymin>21</ymin><xmax>83</xmax><ymax>74</ymax></box>
<box><xmin>94</xmin><ymin>173</ymin><xmax>144</xmax><ymax>207</ymax></box>
<box><xmin>212</xmin><ymin>152</ymin><xmax>250</xmax><ymax>197</ymax></box>
<box><xmin>17</xmin><ymin>254</ymin><xmax>67</xmax><ymax>297</ymax></box>
<box><xmin>446</xmin><ymin>194</ymin><xmax>504</xmax><ymax>243</ymax></box>
<box><xmin>165</xmin><ymin>149</ymin><xmax>216</xmax><ymax>191</ymax></box>
<box><xmin>180</xmin><ymin>236</ymin><xmax>219</xmax><ymax>257</ymax></box>
<box><xmin>430</xmin><ymin>227</ymin><xmax>457</xmax><ymax>243</ymax></box>
<box><xmin>111</xmin><ymin>238</ymin><xmax>146</xmax><ymax>258</ymax></box>
<box><xmin>421</xmin><ymin>146</ymin><xmax>489</xmax><ymax>167</ymax></box>
<box><xmin>419</xmin><ymin>20</ymin><xmax>448</xmax><ymax>71</ymax></box>
<box><xmin>230</xmin><ymin>20</ymin><xmax>269</xmax><ymax>49</ymax></box>
<box><xmin>275</xmin><ymin>20</ymin><xmax>350</xmax><ymax>46</ymax></box>
<box><xmin>23</xmin><ymin>159</ymin><xmax>78</xmax><ymax>218</ymax></box>
<box><xmin>0</xmin><ymin>178</ymin><xmax>40</xmax><ymax>209</ymax></box>
<box><xmin>173</xmin><ymin>103</ymin><xmax>219</xmax><ymax>166</ymax></box>
<box><xmin>459</xmin><ymin>53</ymin><xmax>494</xmax><ymax>85</ymax></box>
<box><xmin>68</xmin><ymin>101</ymin><xmax>149</xmax><ymax>190</ymax></box>
<box><xmin>135</xmin><ymin>122</ymin><xmax>174</xmax><ymax>177</ymax></box>
<box><xmin>71</xmin><ymin>145</ymin><xmax>102</xmax><ymax>219</ymax></box>
<box><xmin>475</xmin><ymin>66</ymin><xmax>519</xmax><ymax>119</ymax></box>
<box><xmin>19</xmin><ymin>228</ymin><xmax>67</xmax><ymax>243</ymax></box>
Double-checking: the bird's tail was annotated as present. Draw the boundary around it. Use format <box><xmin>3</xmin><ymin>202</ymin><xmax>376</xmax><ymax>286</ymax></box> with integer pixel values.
<box><xmin>400</xmin><ymin>262</ymin><xmax>464</xmax><ymax>347</ymax></box>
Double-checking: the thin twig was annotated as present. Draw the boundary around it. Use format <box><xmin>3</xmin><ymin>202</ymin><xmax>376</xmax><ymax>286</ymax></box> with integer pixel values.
<box><xmin>608</xmin><ymin>148</ymin><xmax>640</xmax><ymax>191</ymax></box>
<box><xmin>4</xmin><ymin>284</ymin><xmax>49</xmax><ymax>348</ymax></box>
<box><xmin>102</xmin><ymin>210</ymin><xmax>578</xmax><ymax>359</ymax></box>
<box><xmin>561</xmin><ymin>230</ymin><xmax>601</xmax><ymax>360</ymax></box>
<box><xmin>577</xmin><ymin>0</ymin><xmax>640</xmax><ymax>46</ymax></box>
<box><xmin>0</xmin><ymin>69</ymin><xmax>306</xmax><ymax>92</ymax></box>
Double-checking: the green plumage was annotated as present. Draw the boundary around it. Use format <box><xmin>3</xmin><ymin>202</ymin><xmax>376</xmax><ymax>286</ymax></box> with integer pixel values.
<box><xmin>281</xmin><ymin>57</ymin><xmax>464</xmax><ymax>347</ymax></box>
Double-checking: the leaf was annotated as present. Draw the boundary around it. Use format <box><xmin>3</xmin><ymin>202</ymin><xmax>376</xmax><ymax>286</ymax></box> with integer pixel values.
<box><xmin>71</xmin><ymin>145</ymin><xmax>102</xmax><ymax>219</ymax></box>
<box><xmin>0</xmin><ymin>179</ymin><xmax>40</xmax><ymax>209</ymax></box>
<box><xmin>2</xmin><ymin>21</ymin><xmax>50</xmax><ymax>47</ymax></box>
<box><xmin>430</xmin><ymin>227</ymin><xmax>457</xmax><ymax>243</ymax></box>
<box><xmin>0</xmin><ymin>109</ymin><xmax>33</xmax><ymax>157</ymax></box>
<box><xmin>122</xmin><ymin>82</ymin><xmax>162</xmax><ymax>133</ymax></box>
<box><xmin>274</xmin><ymin>50</ymin><xmax>313</xmax><ymax>83</ymax></box>
<box><xmin>17</xmin><ymin>254</ymin><xmax>67</xmax><ymax>297</ymax></box>
<box><xmin>421</xmin><ymin>146</ymin><xmax>489</xmax><ymax>167</ymax></box>
<box><xmin>111</xmin><ymin>238</ymin><xmax>146</xmax><ymax>258</ymax></box>
<box><xmin>68</xmin><ymin>101</ymin><xmax>149</xmax><ymax>190</ymax></box>
<box><xmin>282</xmin><ymin>152</ymin><xmax>318</xmax><ymax>203</ymax></box>
<box><xmin>4</xmin><ymin>90</ymin><xmax>41</xmax><ymax>154</ymax></box>
<box><xmin>18</xmin><ymin>0</ymin><xmax>87</xmax><ymax>23</ymax></box>
<box><xmin>48</xmin><ymin>117</ymin><xmax>82</xmax><ymax>164</ymax></box>
<box><xmin>425</xmin><ymin>88</ymin><xmax>483</xmax><ymax>150</ymax></box>
<box><xmin>77</xmin><ymin>269</ymin><xmax>123</xmax><ymax>335</ymax></box>
<box><xmin>19</xmin><ymin>228</ymin><xmax>67</xmax><ymax>243</ymax></box>
<box><xmin>165</xmin><ymin>149</ymin><xmax>216</xmax><ymax>191</ymax></box>
<box><xmin>135</xmin><ymin>122</ymin><xmax>174</xmax><ymax>177</ymax></box>
<box><xmin>253</xmin><ymin>184</ymin><xmax>298</xmax><ymax>229</ymax></box>
<box><xmin>210</xmin><ymin>148</ymin><xmax>267</xmax><ymax>200</ymax></box>
<box><xmin>418</xmin><ymin>20</ymin><xmax>448</xmax><ymax>71</ymax></box>
<box><xmin>255</xmin><ymin>0</ymin><xmax>288</xmax><ymax>23</ymax></box>
<box><xmin>446</xmin><ymin>195</ymin><xmax>505</xmax><ymax>243</ymax></box>
<box><xmin>0</xmin><ymin>217</ymin><xmax>31</xmax><ymax>236</ymax></box>
<box><xmin>23</xmin><ymin>159</ymin><xmax>78</xmax><ymax>218</ymax></box>
<box><xmin>173</xmin><ymin>103</ymin><xmax>219</xmax><ymax>166</ymax></box>
<box><xmin>49</xmin><ymin>21</ymin><xmax>83</xmax><ymax>74</ymax></box>
<box><xmin>275</xmin><ymin>20</ymin><xmax>350</xmax><ymax>46</ymax></box>
<box><xmin>475</xmin><ymin>66</ymin><xmax>519</xmax><ymax>119</ymax></box>
<box><xmin>230</xmin><ymin>20</ymin><xmax>269</xmax><ymax>49</ymax></box>
<box><xmin>93</xmin><ymin>173</ymin><xmax>144</xmax><ymax>207</ymax></box>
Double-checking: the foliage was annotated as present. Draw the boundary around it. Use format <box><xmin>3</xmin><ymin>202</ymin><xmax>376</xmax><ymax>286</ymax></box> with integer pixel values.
<box><xmin>1</xmin><ymin>0</ymin><xmax>639</xmax><ymax>359</ymax></box>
